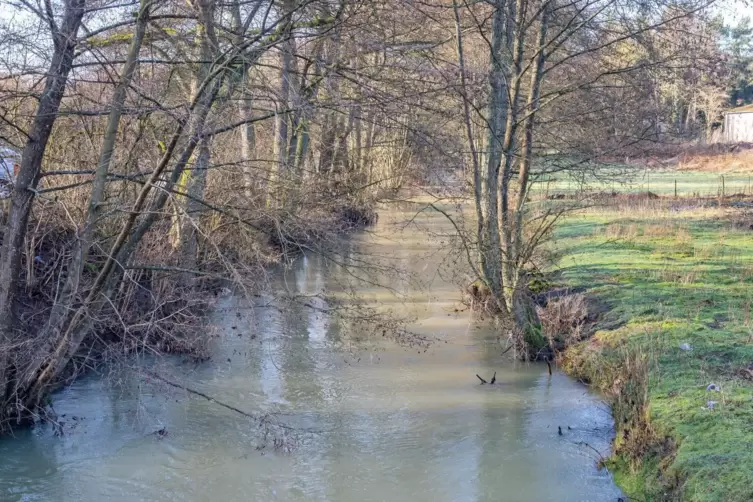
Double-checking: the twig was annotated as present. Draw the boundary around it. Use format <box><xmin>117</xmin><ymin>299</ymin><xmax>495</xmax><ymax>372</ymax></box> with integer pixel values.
<box><xmin>144</xmin><ymin>371</ymin><xmax>268</xmax><ymax>423</ymax></box>
<box><xmin>576</xmin><ymin>440</ymin><xmax>608</xmax><ymax>466</ymax></box>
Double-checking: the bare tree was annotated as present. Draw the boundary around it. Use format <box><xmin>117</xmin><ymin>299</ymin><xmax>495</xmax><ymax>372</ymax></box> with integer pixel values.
<box><xmin>445</xmin><ymin>0</ymin><xmax>716</xmax><ymax>356</ymax></box>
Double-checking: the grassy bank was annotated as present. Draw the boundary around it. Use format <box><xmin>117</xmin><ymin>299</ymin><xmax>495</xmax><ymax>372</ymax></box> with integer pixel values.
<box><xmin>556</xmin><ymin>194</ymin><xmax>753</xmax><ymax>501</ymax></box>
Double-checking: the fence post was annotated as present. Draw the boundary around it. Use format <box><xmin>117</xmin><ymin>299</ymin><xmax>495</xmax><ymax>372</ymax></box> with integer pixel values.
<box><xmin>674</xmin><ymin>179</ymin><xmax>677</xmax><ymax>199</ymax></box>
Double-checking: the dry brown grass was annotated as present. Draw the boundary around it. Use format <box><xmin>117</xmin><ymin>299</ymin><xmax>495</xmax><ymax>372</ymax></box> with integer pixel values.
<box><xmin>654</xmin><ymin>266</ymin><xmax>699</xmax><ymax>285</ymax></box>
<box><xmin>609</xmin><ymin>348</ymin><xmax>665</xmax><ymax>471</ymax></box>
<box><xmin>613</xmin><ymin>142</ymin><xmax>753</xmax><ymax>173</ymax></box>
<box><xmin>562</xmin><ymin>340</ymin><xmax>666</xmax><ymax>474</ymax></box>
<box><xmin>642</xmin><ymin>223</ymin><xmax>669</xmax><ymax>237</ymax></box>
<box><xmin>677</xmin><ymin>145</ymin><xmax>753</xmax><ymax>173</ymax></box>
<box><xmin>536</xmin><ymin>292</ymin><xmax>590</xmax><ymax>349</ymax></box>
<box><xmin>598</xmin><ymin>220</ymin><xmax>693</xmax><ymax>245</ymax></box>
<box><xmin>462</xmin><ymin>281</ymin><xmax>500</xmax><ymax>314</ymax></box>
<box><xmin>601</xmin><ymin>222</ymin><xmax>640</xmax><ymax>240</ymax></box>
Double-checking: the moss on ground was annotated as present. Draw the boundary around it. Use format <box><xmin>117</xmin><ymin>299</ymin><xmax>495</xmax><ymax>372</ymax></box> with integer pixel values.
<box><xmin>557</xmin><ymin>201</ymin><xmax>753</xmax><ymax>502</ymax></box>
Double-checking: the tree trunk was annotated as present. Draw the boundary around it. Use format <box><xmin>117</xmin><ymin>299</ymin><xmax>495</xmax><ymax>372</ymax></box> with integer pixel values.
<box><xmin>178</xmin><ymin>0</ymin><xmax>216</xmax><ymax>288</ymax></box>
<box><xmin>453</xmin><ymin>0</ymin><xmax>484</xmax><ymax>275</ymax></box>
<box><xmin>498</xmin><ymin>0</ymin><xmax>527</xmax><ymax>312</ymax></box>
<box><xmin>509</xmin><ymin>2</ymin><xmax>550</xmax><ymax>354</ymax></box>
<box><xmin>364</xmin><ymin>109</ymin><xmax>377</xmax><ymax>184</ymax></box>
<box><xmin>0</xmin><ymin>0</ymin><xmax>86</xmax><ymax>417</ymax></box>
<box><xmin>353</xmin><ymin>103</ymin><xmax>363</xmax><ymax>178</ymax></box>
<box><xmin>319</xmin><ymin>111</ymin><xmax>337</xmax><ymax>175</ymax></box>
<box><xmin>334</xmin><ymin>109</ymin><xmax>355</xmax><ymax>176</ymax></box>
<box><xmin>286</xmin><ymin>38</ymin><xmax>301</xmax><ymax>172</ymax></box>
<box><xmin>35</xmin><ymin>0</ymin><xmax>151</xmax><ymax>364</ymax></box>
<box><xmin>179</xmin><ymin>138</ymin><xmax>210</xmax><ymax>286</ymax></box>
<box><xmin>111</xmin><ymin>78</ymin><xmax>223</xmax><ymax>292</ymax></box>
<box><xmin>240</xmin><ymin>79</ymin><xmax>258</xmax><ymax>195</ymax></box>
<box><xmin>478</xmin><ymin>0</ymin><xmax>509</xmax><ymax>310</ymax></box>
<box><xmin>230</xmin><ymin>0</ymin><xmax>258</xmax><ymax>196</ymax></box>
<box><xmin>294</xmin><ymin>116</ymin><xmax>311</xmax><ymax>172</ymax></box>
<box><xmin>514</xmin><ymin>2</ymin><xmax>549</xmax><ymax>262</ymax></box>
<box><xmin>274</xmin><ymin>0</ymin><xmax>296</xmax><ymax>175</ymax></box>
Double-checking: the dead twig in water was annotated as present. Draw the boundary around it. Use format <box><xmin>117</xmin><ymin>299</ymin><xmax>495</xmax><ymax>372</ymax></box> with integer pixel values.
<box><xmin>145</xmin><ymin>370</ymin><xmax>263</xmax><ymax>420</ymax></box>
<box><xmin>576</xmin><ymin>440</ymin><xmax>607</xmax><ymax>463</ymax></box>
<box><xmin>143</xmin><ymin>370</ymin><xmax>302</xmax><ymax>432</ymax></box>
<box><xmin>575</xmin><ymin>441</ymin><xmax>616</xmax><ymax>481</ymax></box>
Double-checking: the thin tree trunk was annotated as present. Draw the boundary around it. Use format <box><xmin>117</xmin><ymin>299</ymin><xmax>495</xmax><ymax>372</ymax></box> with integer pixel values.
<box><xmin>291</xmin><ymin>44</ymin><xmax>324</xmax><ymax>174</ymax></box>
<box><xmin>274</xmin><ymin>64</ymin><xmax>290</xmax><ymax>174</ymax></box>
<box><xmin>289</xmin><ymin>41</ymin><xmax>324</xmax><ymax>175</ymax></box>
<box><xmin>180</xmin><ymin>138</ymin><xmax>210</xmax><ymax>285</ymax></box>
<box><xmin>319</xmin><ymin>111</ymin><xmax>337</xmax><ymax>175</ymax></box>
<box><xmin>510</xmin><ymin>2</ymin><xmax>549</xmax><ymax>345</ymax></box>
<box><xmin>230</xmin><ymin>0</ymin><xmax>259</xmax><ymax>196</ymax></box>
<box><xmin>514</xmin><ymin>3</ymin><xmax>549</xmax><ymax>255</ymax></box>
<box><xmin>353</xmin><ymin>103</ymin><xmax>363</xmax><ymax>178</ymax></box>
<box><xmin>498</xmin><ymin>0</ymin><xmax>527</xmax><ymax>313</ymax></box>
<box><xmin>364</xmin><ymin>109</ymin><xmax>377</xmax><ymax>184</ymax></box>
<box><xmin>334</xmin><ymin>109</ymin><xmax>355</xmax><ymax>175</ymax></box>
<box><xmin>36</xmin><ymin>0</ymin><xmax>151</xmax><ymax>355</ymax></box>
<box><xmin>240</xmin><ymin>93</ymin><xmax>258</xmax><ymax>195</ymax></box>
<box><xmin>113</xmin><ymin>79</ymin><xmax>223</xmax><ymax>287</ymax></box>
<box><xmin>274</xmin><ymin>0</ymin><xmax>295</xmax><ymax>175</ymax></box>
<box><xmin>316</xmin><ymin>32</ymin><xmax>341</xmax><ymax>179</ymax></box>
<box><xmin>178</xmin><ymin>0</ymin><xmax>217</xmax><ymax>288</ymax></box>
<box><xmin>453</xmin><ymin>0</ymin><xmax>484</xmax><ymax>272</ymax></box>
<box><xmin>294</xmin><ymin>116</ymin><xmax>311</xmax><ymax>172</ymax></box>
<box><xmin>286</xmin><ymin>38</ymin><xmax>301</xmax><ymax>171</ymax></box>
<box><xmin>0</xmin><ymin>0</ymin><xmax>86</xmax><ymax>411</ymax></box>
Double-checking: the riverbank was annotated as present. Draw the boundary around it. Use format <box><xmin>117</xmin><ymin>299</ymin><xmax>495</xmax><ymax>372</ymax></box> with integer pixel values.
<box><xmin>556</xmin><ymin>194</ymin><xmax>753</xmax><ymax>501</ymax></box>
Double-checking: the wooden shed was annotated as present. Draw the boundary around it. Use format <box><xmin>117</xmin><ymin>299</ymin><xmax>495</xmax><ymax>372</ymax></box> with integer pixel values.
<box><xmin>723</xmin><ymin>104</ymin><xmax>753</xmax><ymax>143</ymax></box>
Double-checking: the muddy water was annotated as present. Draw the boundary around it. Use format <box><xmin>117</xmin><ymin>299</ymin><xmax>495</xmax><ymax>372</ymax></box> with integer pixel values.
<box><xmin>0</xmin><ymin>204</ymin><xmax>622</xmax><ymax>502</ymax></box>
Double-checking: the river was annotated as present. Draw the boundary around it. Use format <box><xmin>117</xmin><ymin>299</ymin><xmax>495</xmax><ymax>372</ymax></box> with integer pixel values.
<box><xmin>0</xmin><ymin>203</ymin><xmax>622</xmax><ymax>501</ymax></box>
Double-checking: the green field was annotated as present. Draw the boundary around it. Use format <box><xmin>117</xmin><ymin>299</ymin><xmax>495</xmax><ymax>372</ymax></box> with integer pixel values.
<box><xmin>556</xmin><ymin>190</ymin><xmax>753</xmax><ymax>501</ymax></box>
<box><xmin>533</xmin><ymin>166</ymin><xmax>753</xmax><ymax>198</ymax></box>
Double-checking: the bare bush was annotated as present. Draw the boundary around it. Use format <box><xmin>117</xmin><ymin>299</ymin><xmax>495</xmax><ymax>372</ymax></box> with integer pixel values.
<box><xmin>537</xmin><ymin>293</ymin><xmax>590</xmax><ymax>350</ymax></box>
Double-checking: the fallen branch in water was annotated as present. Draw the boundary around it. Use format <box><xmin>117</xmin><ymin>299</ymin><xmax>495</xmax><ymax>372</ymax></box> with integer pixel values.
<box><xmin>576</xmin><ymin>440</ymin><xmax>607</xmax><ymax>464</ymax></box>
<box><xmin>144</xmin><ymin>369</ymin><xmax>335</xmax><ymax>442</ymax></box>
<box><xmin>575</xmin><ymin>440</ymin><xmax>613</xmax><ymax>479</ymax></box>
<box><xmin>144</xmin><ymin>370</ymin><xmax>328</xmax><ymax>453</ymax></box>
<box><xmin>145</xmin><ymin>370</ymin><xmax>264</xmax><ymax>421</ymax></box>
<box><xmin>144</xmin><ymin>370</ymin><xmax>299</xmax><ymax>432</ymax></box>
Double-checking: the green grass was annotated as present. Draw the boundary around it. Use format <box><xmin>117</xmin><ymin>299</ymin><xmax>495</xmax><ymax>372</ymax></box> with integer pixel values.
<box><xmin>556</xmin><ymin>201</ymin><xmax>753</xmax><ymax>501</ymax></box>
